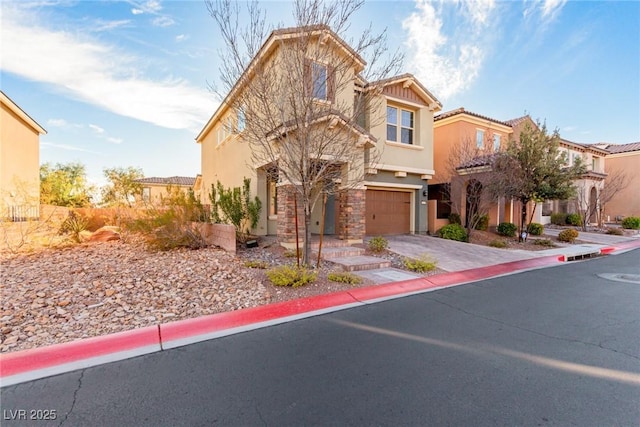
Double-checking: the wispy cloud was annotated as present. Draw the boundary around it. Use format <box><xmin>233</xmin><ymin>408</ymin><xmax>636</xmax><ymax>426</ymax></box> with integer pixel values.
<box><xmin>175</xmin><ymin>34</ymin><xmax>189</xmax><ymax>42</ymax></box>
<box><xmin>129</xmin><ymin>0</ymin><xmax>162</xmax><ymax>15</ymax></box>
<box><xmin>89</xmin><ymin>124</ymin><xmax>105</xmax><ymax>134</ymax></box>
<box><xmin>1</xmin><ymin>5</ymin><xmax>215</xmax><ymax>133</ymax></box>
<box><xmin>523</xmin><ymin>0</ymin><xmax>567</xmax><ymax>23</ymax></box>
<box><xmin>152</xmin><ymin>16</ymin><xmax>175</xmax><ymax>27</ymax></box>
<box><xmin>42</xmin><ymin>142</ymin><xmax>102</xmax><ymax>155</ymax></box>
<box><xmin>106</xmin><ymin>137</ymin><xmax>123</xmax><ymax>144</ymax></box>
<box><xmin>47</xmin><ymin>118</ymin><xmax>82</xmax><ymax>130</ymax></box>
<box><xmin>402</xmin><ymin>0</ymin><xmax>497</xmax><ymax>100</ymax></box>
<box><xmin>91</xmin><ymin>19</ymin><xmax>132</xmax><ymax>32</ymax></box>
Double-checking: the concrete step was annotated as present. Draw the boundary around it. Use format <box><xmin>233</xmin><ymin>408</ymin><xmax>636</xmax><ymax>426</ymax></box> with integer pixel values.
<box><xmin>329</xmin><ymin>255</ymin><xmax>391</xmax><ymax>272</ymax></box>
<box><xmin>313</xmin><ymin>246</ymin><xmax>366</xmax><ymax>259</ymax></box>
<box><xmin>310</xmin><ymin>240</ymin><xmax>351</xmax><ymax>250</ymax></box>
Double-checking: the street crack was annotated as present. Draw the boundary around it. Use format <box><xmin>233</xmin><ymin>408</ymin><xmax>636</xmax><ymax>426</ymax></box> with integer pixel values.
<box><xmin>58</xmin><ymin>370</ymin><xmax>84</xmax><ymax>427</ymax></box>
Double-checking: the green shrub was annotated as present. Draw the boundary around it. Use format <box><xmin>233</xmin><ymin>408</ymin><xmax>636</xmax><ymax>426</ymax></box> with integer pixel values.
<box><xmin>550</xmin><ymin>212</ymin><xmax>567</xmax><ymax>226</ymax></box>
<box><xmin>473</xmin><ymin>214</ymin><xmax>489</xmax><ymax>231</ymax></box>
<box><xmin>266</xmin><ymin>265</ymin><xmax>317</xmax><ymax>287</ymax></box>
<box><xmin>438</xmin><ymin>223</ymin><xmax>467</xmax><ymax>242</ymax></box>
<box><xmin>558</xmin><ymin>229</ymin><xmax>579</xmax><ymax>243</ymax></box>
<box><xmin>210</xmin><ymin>178</ymin><xmax>261</xmax><ymax>240</ymax></box>
<box><xmin>621</xmin><ymin>216</ymin><xmax>640</xmax><ymax>230</ymax></box>
<box><xmin>244</xmin><ymin>260</ymin><xmax>269</xmax><ymax>269</ymax></box>
<box><xmin>488</xmin><ymin>239</ymin><xmax>508</xmax><ymax>248</ymax></box>
<box><xmin>368</xmin><ymin>236</ymin><xmax>388</xmax><ymax>253</ymax></box>
<box><xmin>605</xmin><ymin>227</ymin><xmax>624</xmax><ymax>235</ymax></box>
<box><xmin>327</xmin><ymin>272</ymin><xmax>362</xmax><ymax>285</ymax></box>
<box><xmin>403</xmin><ymin>254</ymin><xmax>438</xmax><ymax>273</ymax></box>
<box><xmin>58</xmin><ymin>211</ymin><xmax>89</xmax><ymax>242</ymax></box>
<box><xmin>448</xmin><ymin>213</ymin><xmax>461</xmax><ymax>225</ymax></box>
<box><xmin>566</xmin><ymin>213</ymin><xmax>582</xmax><ymax>226</ymax></box>
<box><xmin>527</xmin><ymin>222</ymin><xmax>544</xmax><ymax>236</ymax></box>
<box><xmin>533</xmin><ymin>238</ymin><xmax>556</xmax><ymax>247</ymax></box>
<box><xmin>497</xmin><ymin>222</ymin><xmax>517</xmax><ymax>237</ymax></box>
<box><xmin>284</xmin><ymin>248</ymin><xmax>302</xmax><ymax>258</ymax></box>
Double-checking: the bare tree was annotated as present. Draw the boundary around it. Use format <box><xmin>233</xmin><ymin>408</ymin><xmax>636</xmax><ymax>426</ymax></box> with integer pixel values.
<box><xmin>592</xmin><ymin>168</ymin><xmax>630</xmax><ymax>227</ymax></box>
<box><xmin>206</xmin><ymin>0</ymin><xmax>402</xmax><ymax>264</ymax></box>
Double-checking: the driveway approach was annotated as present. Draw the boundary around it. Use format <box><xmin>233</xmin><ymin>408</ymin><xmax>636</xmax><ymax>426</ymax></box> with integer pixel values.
<box><xmin>2</xmin><ymin>250</ymin><xmax>639</xmax><ymax>426</ymax></box>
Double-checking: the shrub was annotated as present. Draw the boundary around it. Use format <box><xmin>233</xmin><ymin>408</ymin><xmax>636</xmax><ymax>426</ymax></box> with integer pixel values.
<box><xmin>527</xmin><ymin>222</ymin><xmax>544</xmax><ymax>236</ymax></box>
<box><xmin>266</xmin><ymin>265</ymin><xmax>317</xmax><ymax>287</ymax></box>
<box><xmin>327</xmin><ymin>272</ymin><xmax>362</xmax><ymax>285</ymax></box>
<box><xmin>558</xmin><ymin>229</ymin><xmax>579</xmax><ymax>243</ymax></box>
<box><xmin>605</xmin><ymin>227</ymin><xmax>624</xmax><ymax>235</ymax></box>
<box><xmin>403</xmin><ymin>254</ymin><xmax>438</xmax><ymax>273</ymax></box>
<box><xmin>566</xmin><ymin>213</ymin><xmax>582</xmax><ymax>226</ymax></box>
<box><xmin>448</xmin><ymin>213</ymin><xmax>461</xmax><ymax>225</ymax></box>
<box><xmin>210</xmin><ymin>178</ymin><xmax>262</xmax><ymax>240</ymax></box>
<box><xmin>284</xmin><ymin>249</ymin><xmax>302</xmax><ymax>258</ymax></box>
<box><xmin>473</xmin><ymin>214</ymin><xmax>489</xmax><ymax>231</ymax></box>
<box><xmin>244</xmin><ymin>260</ymin><xmax>269</xmax><ymax>269</ymax></box>
<box><xmin>621</xmin><ymin>216</ymin><xmax>640</xmax><ymax>230</ymax></box>
<box><xmin>533</xmin><ymin>238</ymin><xmax>556</xmax><ymax>247</ymax></box>
<box><xmin>438</xmin><ymin>223</ymin><xmax>467</xmax><ymax>242</ymax></box>
<box><xmin>497</xmin><ymin>222</ymin><xmax>517</xmax><ymax>237</ymax></box>
<box><xmin>58</xmin><ymin>211</ymin><xmax>89</xmax><ymax>242</ymax></box>
<box><xmin>550</xmin><ymin>213</ymin><xmax>567</xmax><ymax>226</ymax></box>
<box><xmin>488</xmin><ymin>239</ymin><xmax>508</xmax><ymax>248</ymax></box>
<box><xmin>368</xmin><ymin>236</ymin><xmax>388</xmax><ymax>253</ymax></box>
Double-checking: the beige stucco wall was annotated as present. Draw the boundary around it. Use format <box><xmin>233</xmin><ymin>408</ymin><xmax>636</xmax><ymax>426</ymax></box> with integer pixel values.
<box><xmin>603</xmin><ymin>152</ymin><xmax>640</xmax><ymax>220</ymax></box>
<box><xmin>142</xmin><ymin>184</ymin><xmax>193</xmax><ymax>205</ymax></box>
<box><xmin>1</xmin><ymin>101</ymin><xmax>41</xmax><ymax>213</ymax></box>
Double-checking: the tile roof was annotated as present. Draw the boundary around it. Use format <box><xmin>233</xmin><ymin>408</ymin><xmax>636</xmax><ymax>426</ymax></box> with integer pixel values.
<box><xmin>455</xmin><ymin>153</ymin><xmax>498</xmax><ymax>170</ymax></box>
<box><xmin>596</xmin><ymin>142</ymin><xmax>640</xmax><ymax>154</ymax></box>
<box><xmin>503</xmin><ymin>115</ymin><xmax>531</xmax><ymax>127</ymax></box>
<box><xmin>135</xmin><ymin>176</ymin><xmax>196</xmax><ymax>186</ymax></box>
<box><xmin>435</xmin><ymin>107</ymin><xmax>511</xmax><ymax>127</ymax></box>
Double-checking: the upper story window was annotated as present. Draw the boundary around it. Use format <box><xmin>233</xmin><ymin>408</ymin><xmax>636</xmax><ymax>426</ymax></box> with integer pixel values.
<box><xmin>493</xmin><ymin>134</ymin><xmax>501</xmax><ymax>151</ymax></box>
<box><xmin>476</xmin><ymin>130</ymin><xmax>484</xmax><ymax>148</ymax></box>
<box><xmin>237</xmin><ymin>108</ymin><xmax>245</xmax><ymax>132</ymax></box>
<box><xmin>305</xmin><ymin>59</ymin><xmax>334</xmax><ymax>102</ymax></box>
<box><xmin>312</xmin><ymin>62</ymin><xmax>327</xmax><ymax>100</ymax></box>
<box><xmin>387</xmin><ymin>106</ymin><xmax>414</xmax><ymax>145</ymax></box>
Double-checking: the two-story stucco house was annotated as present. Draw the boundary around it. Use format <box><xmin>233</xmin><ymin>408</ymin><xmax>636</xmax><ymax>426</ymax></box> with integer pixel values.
<box><xmin>0</xmin><ymin>91</ymin><xmax>47</xmax><ymax>220</ymax></box>
<box><xmin>196</xmin><ymin>25</ymin><xmax>441</xmax><ymax>246</ymax></box>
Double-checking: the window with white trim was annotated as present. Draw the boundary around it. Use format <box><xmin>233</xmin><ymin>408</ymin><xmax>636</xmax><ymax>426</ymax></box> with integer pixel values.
<box><xmin>237</xmin><ymin>108</ymin><xmax>245</xmax><ymax>132</ymax></box>
<box><xmin>386</xmin><ymin>106</ymin><xmax>415</xmax><ymax>145</ymax></box>
<box><xmin>312</xmin><ymin>62</ymin><xmax>327</xmax><ymax>100</ymax></box>
<box><xmin>493</xmin><ymin>134</ymin><xmax>501</xmax><ymax>151</ymax></box>
<box><xmin>476</xmin><ymin>130</ymin><xmax>484</xmax><ymax>148</ymax></box>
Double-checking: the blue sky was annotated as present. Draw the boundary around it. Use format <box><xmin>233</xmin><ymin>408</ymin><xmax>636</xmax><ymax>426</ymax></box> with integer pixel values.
<box><xmin>2</xmin><ymin>0</ymin><xmax>639</xmax><ymax>188</ymax></box>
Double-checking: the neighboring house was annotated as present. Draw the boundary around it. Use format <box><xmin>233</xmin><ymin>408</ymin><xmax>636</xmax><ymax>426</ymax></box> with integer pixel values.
<box><xmin>0</xmin><ymin>91</ymin><xmax>47</xmax><ymax>221</ymax></box>
<box><xmin>430</xmin><ymin>110</ymin><xmax>610</xmax><ymax>232</ymax></box>
<box><xmin>595</xmin><ymin>142</ymin><xmax>640</xmax><ymax>221</ymax></box>
<box><xmin>196</xmin><ymin>25</ymin><xmax>441</xmax><ymax>245</ymax></box>
<box><xmin>135</xmin><ymin>176</ymin><xmax>197</xmax><ymax>204</ymax></box>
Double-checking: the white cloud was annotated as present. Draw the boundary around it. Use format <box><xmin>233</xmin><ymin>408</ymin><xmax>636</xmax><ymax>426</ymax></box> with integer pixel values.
<box><xmin>92</xmin><ymin>19</ymin><xmax>132</xmax><ymax>32</ymax></box>
<box><xmin>402</xmin><ymin>0</ymin><xmax>497</xmax><ymax>100</ymax></box>
<box><xmin>42</xmin><ymin>142</ymin><xmax>102</xmax><ymax>155</ymax></box>
<box><xmin>523</xmin><ymin>0</ymin><xmax>567</xmax><ymax>22</ymax></box>
<box><xmin>89</xmin><ymin>124</ymin><xmax>105</xmax><ymax>134</ymax></box>
<box><xmin>152</xmin><ymin>16</ymin><xmax>175</xmax><ymax>27</ymax></box>
<box><xmin>1</xmin><ymin>6</ymin><xmax>216</xmax><ymax>133</ymax></box>
<box><xmin>107</xmin><ymin>137</ymin><xmax>123</xmax><ymax>144</ymax></box>
<box><xmin>47</xmin><ymin>118</ymin><xmax>69</xmax><ymax>127</ymax></box>
<box><xmin>175</xmin><ymin>34</ymin><xmax>189</xmax><ymax>42</ymax></box>
<box><xmin>131</xmin><ymin>8</ymin><xmax>143</xmax><ymax>15</ymax></box>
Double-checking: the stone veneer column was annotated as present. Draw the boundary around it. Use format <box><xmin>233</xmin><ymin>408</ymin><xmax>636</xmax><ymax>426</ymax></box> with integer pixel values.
<box><xmin>276</xmin><ymin>184</ymin><xmax>304</xmax><ymax>245</ymax></box>
<box><xmin>337</xmin><ymin>188</ymin><xmax>365</xmax><ymax>241</ymax></box>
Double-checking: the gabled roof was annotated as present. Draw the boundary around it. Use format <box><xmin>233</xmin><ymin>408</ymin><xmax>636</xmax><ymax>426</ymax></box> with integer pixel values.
<box><xmin>368</xmin><ymin>73</ymin><xmax>442</xmax><ymax>110</ymax></box>
<box><xmin>503</xmin><ymin>115</ymin><xmax>532</xmax><ymax>127</ymax></box>
<box><xmin>0</xmin><ymin>91</ymin><xmax>47</xmax><ymax>135</ymax></box>
<box><xmin>595</xmin><ymin>142</ymin><xmax>640</xmax><ymax>154</ymax></box>
<box><xmin>435</xmin><ymin>107</ymin><xmax>511</xmax><ymax>128</ymax></box>
<box><xmin>135</xmin><ymin>176</ymin><xmax>196</xmax><ymax>186</ymax></box>
<box><xmin>196</xmin><ymin>25</ymin><xmax>366</xmax><ymax>142</ymax></box>
<box><xmin>560</xmin><ymin>139</ymin><xmax>609</xmax><ymax>155</ymax></box>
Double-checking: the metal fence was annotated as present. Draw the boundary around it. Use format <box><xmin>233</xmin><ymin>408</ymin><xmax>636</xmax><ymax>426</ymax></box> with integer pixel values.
<box><xmin>5</xmin><ymin>205</ymin><xmax>40</xmax><ymax>222</ymax></box>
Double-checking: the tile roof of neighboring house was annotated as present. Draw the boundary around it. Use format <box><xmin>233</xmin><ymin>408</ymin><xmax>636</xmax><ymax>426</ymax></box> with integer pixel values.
<box><xmin>503</xmin><ymin>115</ymin><xmax>531</xmax><ymax>127</ymax></box>
<box><xmin>456</xmin><ymin>153</ymin><xmax>498</xmax><ymax>170</ymax></box>
<box><xmin>135</xmin><ymin>176</ymin><xmax>196</xmax><ymax>186</ymax></box>
<box><xmin>435</xmin><ymin>107</ymin><xmax>511</xmax><ymax>127</ymax></box>
<box><xmin>595</xmin><ymin>142</ymin><xmax>640</xmax><ymax>154</ymax></box>
<box><xmin>560</xmin><ymin>139</ymin><xmax>609</xmax><ymax>155</ymax></box>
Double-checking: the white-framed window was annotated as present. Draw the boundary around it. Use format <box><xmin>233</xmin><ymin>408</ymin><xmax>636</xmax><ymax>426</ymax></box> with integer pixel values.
<box><xmin>387</xmin><ymin>106</ymin><xmax>414</xmax><ymax>144</ymax></box>
<box><xmin>476</xmin><ymin>130</ymin><xmax>484</xmax><ymax>148</ymax></box>
<box><xmin>493</xmin><ymin>134</ymin><xmax>501</xmax><ymax>151</ymax></box>
<box><xmin>312</xmin><ymin>62</ymin><xmax>327</xmax><ymax>100</ymax></box>
<box><xmin>142</xmin><ymin>187</ymin><xmax>150</xmax><ymax>202</ymax></box>
<box><xmin>237</xmin><ymin>108</ymin><xmax>245</xmax><ymax>132</ymax></box>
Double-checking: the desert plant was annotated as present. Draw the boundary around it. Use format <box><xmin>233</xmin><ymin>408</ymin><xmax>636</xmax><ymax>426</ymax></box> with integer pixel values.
<box><xmin>244</xmin><ymin>260</ymin><xmax>269</xmax><ymax>269</ymax></box>
<box><xmin>497</xmin><ymin>222</ymin><xmax>517</xmax><ymax>237</ymax></box>
<box><xmin>327</xmin><ymin>272</ymin><xmax>363</xmax><ymax>285</ymax></box>
<box><xmin>403</xmin><ymin>255</ymin><xmax>438</xmax><ymax>273</ymax></box>
<box><xmin>533</xmin><ymin>238</ymin><xmax>556</xmax><ymax>247</ymax></box>
<box><xmin>605</xmin><ymin>227</ymin><xmax>624</xmax><ymax>235</ymax></box>
<box><xmin>266</xmin><ymin>265</ymin><xmax>317</xmax><ymax>287</ymax></box>
<box><xmin>488</xmin><ymin>239</ymin><xmax>508</xmax><ymax>248</ymax></box>
<box><xmin>550</xmin><ymin>212</ymin><xmax>567</xmax><ymax>226</ymax></box>
<box><xmin>566</xmin><ymin>213</ymin><xmax>582</xmax><ymax>226</ymax></box>
<box><xmin>448</xmin><ymin>212</ymin><xmax>461</xmax><ymax>225</ymax></box>
<box><xmin>212</xmin><ymin>178</ymin><xmax>262</xmax><ymax>240</ymax></box>
<box><xmin>368</xmin><ymin>236</ymin><xmax>388</xmax><ymax>253</ymax></box>
<box><xmin>527</xmin><ymin>222</ymin><xmax>544</xmax><ymax>236</ymax></box>
<box><xmin>621</xmin><ymin>216</ymin><xmax>640</xmax><ymax>230</ymax></box>
<box><xmin>558</xmin><ymin>229</ymin><xmax>579</xmax><ymax>243</ymax></box>
<box><xmin>58</xmin><ymin>211</ymin><xmax>89</xmax><ymax>242</ymax></box>
<box><xmin>438</xmin><ymin>223</ymin><xmax>468</xmax><ymax>242</ymax></box>
<box><xmin>284</xmin><ymin>248</ymin><xmax>303</xmax><ymax>258</ymax></box>
<box><xmin>473</xmin><ymin>214</ymin><xmax>489</xmax><ymax>231</ymax></box>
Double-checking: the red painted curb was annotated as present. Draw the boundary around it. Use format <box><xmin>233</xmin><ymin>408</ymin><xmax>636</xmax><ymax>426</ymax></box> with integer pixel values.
<box><xmin>0</xmin><ymin>325</ymin><xmax>160</xmax><ymax>378</ymax></box>
<box><xmin>600</xmin><ymin>247</ymin><xmax>615</xmax><ymax>255</ymax></box>
<box><xmin>160</xmin><ymin>291</ymin><xmax>360</xmax><ymax>345</ymax></box>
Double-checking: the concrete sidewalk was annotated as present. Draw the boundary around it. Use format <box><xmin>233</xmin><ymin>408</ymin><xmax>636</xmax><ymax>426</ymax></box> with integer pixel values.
<box><xmin>542</xmin><ymin>228</ymin><xmax>640</xmax><ymax>245</ymax></box>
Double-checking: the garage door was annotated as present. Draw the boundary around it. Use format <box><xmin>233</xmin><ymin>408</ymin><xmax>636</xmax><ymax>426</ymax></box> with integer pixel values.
<box><xmin>366</xmin><ymin>190</ymin><xmax>411</xmax><ymax>235</ymax></box>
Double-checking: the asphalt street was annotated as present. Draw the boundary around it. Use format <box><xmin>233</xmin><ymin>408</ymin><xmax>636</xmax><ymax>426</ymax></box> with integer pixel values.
<box><xmin>2</xmin><ymin>249</ymin><xmax>639</xmax><ymax>426</ymax></box>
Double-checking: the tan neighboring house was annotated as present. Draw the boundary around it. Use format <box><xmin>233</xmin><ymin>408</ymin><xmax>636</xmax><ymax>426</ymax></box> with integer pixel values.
<box><xmin>0</xmin><ymin>91</ymin><xmax>47</xmax><ymax>220</ymax></box>
<box><xmin>196</xmin><ymin>25</ymin><xmax>441</xmax><ymax>245</ymax></box>
<box><xmin>595</xmin><ymin>142</ymin><xmax>640</xmax><ymax>221</ymax></box>
<box><xmin>430</xmin><ymin>110</ymin><xmax>610</xmax><ymax>232</ymax></box>
<box><xmin>135</xmin><ymin>176</ymin><xmax>197</xmax><ymax>204</ymax></box>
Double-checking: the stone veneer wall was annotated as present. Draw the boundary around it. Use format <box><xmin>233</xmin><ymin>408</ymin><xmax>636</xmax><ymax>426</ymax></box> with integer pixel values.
<box><xmin>276</xmin><ymin>184</ymin><xmax>304</xmax><ymax>243</ymax></box>
<box><xmin>193</xmin><ymin>223</ymin><xmax>236</xmax><ymax>254</ymax></box>
<box><xmin>337</xmin><ymin>189</ymin><xmax>365</xmax><ymax>241</ymax></box>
